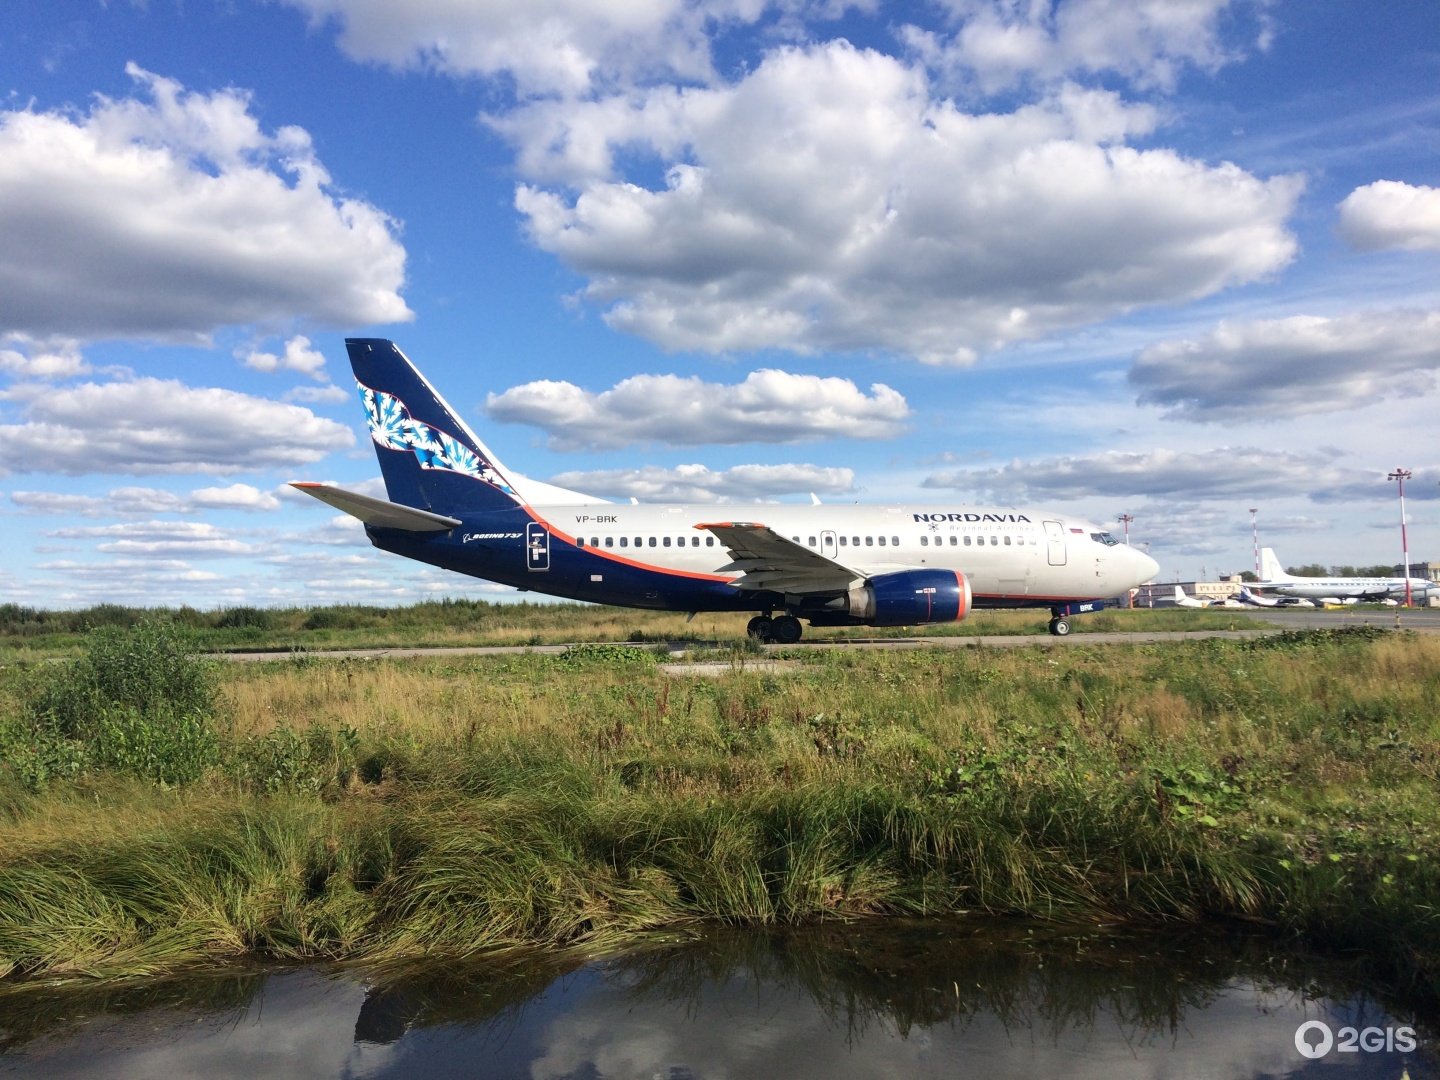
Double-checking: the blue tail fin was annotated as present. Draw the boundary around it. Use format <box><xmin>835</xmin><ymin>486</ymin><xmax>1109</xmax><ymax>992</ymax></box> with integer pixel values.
<box><xmin>347</xmin><ymin>338</ymin><xmax>522</xmax><ymax>515</ymax></box>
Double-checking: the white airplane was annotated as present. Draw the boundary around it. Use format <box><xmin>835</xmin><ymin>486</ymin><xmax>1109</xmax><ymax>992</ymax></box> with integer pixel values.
<box><xmin>292</xmin><ymin>339</ymin><xmax>1160</xmax><ymax>641</ymax></box>
<box><xmin>1237</xmin><ymin>585</ymin><xmax>1276</xmax><ymax>607</ymax></box>
<box><xmin>1250</xmin><ymin>547</ymin><xmax>1435</xmax><ymax>605</ymax></box>
<box><xmin>1172</xmin><ymin>586</ymin><xmax>1206</xmax><ymax>608</ymax></box>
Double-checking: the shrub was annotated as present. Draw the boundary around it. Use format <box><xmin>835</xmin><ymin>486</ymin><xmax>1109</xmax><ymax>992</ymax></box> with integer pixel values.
<box><xmin>302</xmin><ymin>608</ymin><xmax>346</xmax><ymax>631</ymax></box>
<box><xmin>13</xmin><ymin>619</ymin><xmax>221</xmax><ymax>787</ymax></box>
<box><xmin>303</xmin><ymin>606</ymin><xmax>383</xmax><ymax>631</ymax></box>
<box><xmin>226</xmin><ymin>723</ymin><xmax>360</xmax><ymax>794</ymax></box>
<box><xmin>214</xmin><ymin>606</ymin><xmax>276</xmax><ymax>631</ymax></box>
<box><xmin>552</xmin><ymin>643</ymin><xmax>659</xmax><ymax>668</ymax></box>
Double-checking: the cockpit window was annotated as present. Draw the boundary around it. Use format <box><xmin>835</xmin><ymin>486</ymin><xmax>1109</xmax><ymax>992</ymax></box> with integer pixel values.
<box><xmin>1090</xmin><ymin>531</ymin><xmax>1120</xmax><ymax>546</ymax></box>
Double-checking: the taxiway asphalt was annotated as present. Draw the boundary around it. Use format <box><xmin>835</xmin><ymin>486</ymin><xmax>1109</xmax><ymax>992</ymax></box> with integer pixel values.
<box><xmin>211</xmin><ymin>605</ymin><xmax>1440</xmax><ymax>664</ymax></box>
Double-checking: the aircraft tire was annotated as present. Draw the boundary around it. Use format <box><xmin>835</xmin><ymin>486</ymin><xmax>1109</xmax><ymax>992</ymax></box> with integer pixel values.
<box><xmin>1048</xmin><ymin>617</ymin><xmax>1071</xmax><ymax>637</ymax></box>
<box><xmin>770</xmin><ymin>615</ymin><xmax>803</xmax><ymax>644</ymax></box>
<box><xmin>747</xmin><ymin>615</ymin><xmax>773</xmax><ymax>642</ymax></box>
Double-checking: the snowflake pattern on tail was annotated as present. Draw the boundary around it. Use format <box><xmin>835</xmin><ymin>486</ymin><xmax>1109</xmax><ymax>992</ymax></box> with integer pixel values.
<box><xmin>359</xmin><ymin>382</ymin><xmax>515</xmax><ymax>495</ymax></box>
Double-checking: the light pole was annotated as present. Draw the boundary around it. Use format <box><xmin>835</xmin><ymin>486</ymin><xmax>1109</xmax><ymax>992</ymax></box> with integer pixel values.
<box><xmin>1388</xmin><ymin>469</ymin><xmax>1412</xmax><ymax>607</ymax></box>
<box><xmin>1249</xmin><ymin>508</ymin><xmax>1259</xmax><ymax>579</ymax></box>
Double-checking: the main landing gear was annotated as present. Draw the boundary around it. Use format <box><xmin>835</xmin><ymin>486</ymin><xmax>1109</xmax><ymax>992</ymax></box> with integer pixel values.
<box><xmin>747</xmin><ymin>612</ymin><xmax>803</xmax><ymax>644</ymax></box>
<box><xmin>1047</xmin><ymin>615</ymin><xmax>1072</xmax><ymax>636</ymax></box>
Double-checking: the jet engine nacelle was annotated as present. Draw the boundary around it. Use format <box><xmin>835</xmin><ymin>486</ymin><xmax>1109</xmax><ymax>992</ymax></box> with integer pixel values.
<box><xmin>810</xmin><ymin>569</ymin><xmax>972</xmax><ymax>626</ymax></box>
<box><xmin>867</xmin><ymin>569</ymin><xmax>973</xmax><ymax>625</ymax></box>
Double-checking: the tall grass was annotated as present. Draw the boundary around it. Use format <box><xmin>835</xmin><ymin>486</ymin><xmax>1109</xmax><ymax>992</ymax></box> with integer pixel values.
<box><xmin>0</xmin><ymin>627</ymin><xmax>1436</xmax><ymax>1000</ymax></box>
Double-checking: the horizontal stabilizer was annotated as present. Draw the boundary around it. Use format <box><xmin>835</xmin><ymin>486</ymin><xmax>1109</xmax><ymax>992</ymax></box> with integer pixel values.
<box><xmin>289</xmin><ymin>482</ymin><xmax>461</xmax><ymax>532</ymax></box>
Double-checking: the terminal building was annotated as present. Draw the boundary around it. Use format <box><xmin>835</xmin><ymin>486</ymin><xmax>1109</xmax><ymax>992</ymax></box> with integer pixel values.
<box><xmin>1399</xmin><ymin>560</ymin><xmax>1440</xmax><ymax>583</ymax></box>
<box><xmin>1133</xmin><ymin>576</ymin><xmax>1244</xmax><ymax>607</ymax></box>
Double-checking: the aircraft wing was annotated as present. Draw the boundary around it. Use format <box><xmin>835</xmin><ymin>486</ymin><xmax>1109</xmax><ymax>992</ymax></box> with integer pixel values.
<box><xmin>290</xmin><ymin>482</ymin><xmax>461</xmax><ymax>531</ymax></box>
<box><xmin>697</xmin><ymin>521</ymin><xmax>863</xmax><ymax>595</ymax></box>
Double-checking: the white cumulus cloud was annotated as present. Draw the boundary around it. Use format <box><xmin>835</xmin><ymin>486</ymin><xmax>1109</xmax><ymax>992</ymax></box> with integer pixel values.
<box><xmin>547</xmin><ymin>462</ymin><xmax>855</xmax><ymax>502</ymax></box>
<box><xmin>1337</xmin><ymin>180</ymin><xmax>1440</xmax><ymax>253</ymax></box>
<box><xmin>0</xmin><ymin>378</ymin><xmax>354</xmax><ymax>475</ymax></box>
<box><xmin>509</xmin><ymin>43</ymin><xmax>1301</xmax><ymax>363</ymax></box>
<box><xmin>903</xmin><ymin>0</ymin><xmax>1259</xmax><ymax>94</ymax></box>
<box><xmin>0</xmin><ymin>338</ymin><xmax>90</xmax><ymax>379</ymax></box>
<box><xmin>189</xmin><ymin>483</ymin><xmax>283</xmax><ymax>512</ymax></box>
<box><xmin>0</xmin><ymin>64</ymin><xmax>411</xmax><ymax>342</ymax></box>
<box><xmin>37</xmin><ymin>558</ymin><xmax>221</xmax><ymax>583</ymax></box>
<box><xmin>486</xmin><ymin>367</ymin><xmax>909</xmax><ymax>449</ymax></box>
<box><xmin>924</xmin><ymin>446</ymin><xmax>1367</xmax><ymax>502</ymax></box>
<box><xmin>285</xmin><ymin>384</ymin><xmax>352</xmax><ymax>404</ymax></box>
<box><xmin>46</xmin><ymin>519</ymin><xmax>258</xmax><ymax>557</ymax></box>
<box><xmin>279</xmin><ymin>0</ymin><xmax>762</xmax><ymax>97</ymax></box>
<box><xmin>1129</xmin><ymin>309</ymin><xmax>1440</xmax><ymax>421</ymax></box>
<box><xmin>240</xmin><ymin>335</ymin><xmax>331</xmax><ymax>381</ymax></box>
<box><xmin>11</xmin><ymin>482</ymin><xmax>284</xmax><ymax>515</ymax></box>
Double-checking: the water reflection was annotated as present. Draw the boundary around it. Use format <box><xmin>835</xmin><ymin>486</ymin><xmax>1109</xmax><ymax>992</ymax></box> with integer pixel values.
<box><xmin>1</xmin><ymin>920</ymin><xmax>1434</xmax><ymax>1078</ymax></box>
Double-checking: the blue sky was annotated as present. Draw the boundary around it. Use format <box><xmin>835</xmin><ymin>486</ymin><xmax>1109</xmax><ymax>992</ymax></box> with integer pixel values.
<box><xmin>1</xmin><ymin>0</ymin><xmax>1437</xmax><ymax>608</ymax></box>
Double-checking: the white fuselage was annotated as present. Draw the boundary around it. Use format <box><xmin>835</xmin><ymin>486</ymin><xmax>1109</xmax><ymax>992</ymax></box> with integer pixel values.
<box><xmin>535</xmin><ymin>502</ymin><xmax>1156</xmax><ymax>606</ymax></box>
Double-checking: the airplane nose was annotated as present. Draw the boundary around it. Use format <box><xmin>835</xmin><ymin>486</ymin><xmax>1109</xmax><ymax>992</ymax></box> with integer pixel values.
<box><xmin>1133</xmin><ymin>547</ymin><xmax>1159</xmax><ymax>585</ymax></box>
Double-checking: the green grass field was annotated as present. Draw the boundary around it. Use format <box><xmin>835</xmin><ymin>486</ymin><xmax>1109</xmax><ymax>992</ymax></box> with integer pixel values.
<box><xmin>0</xmin><ymin>598</ymin><xmax>1269</xmax><ymax>658</ymax></box>
<box><xmin>1</xmin><ymin>616</ymin><xmax>1436</xmax><ymax>1008</ymax></box>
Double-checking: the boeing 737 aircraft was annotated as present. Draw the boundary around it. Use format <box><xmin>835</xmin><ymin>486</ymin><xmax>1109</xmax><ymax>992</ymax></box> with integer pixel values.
<box><xmin>1251</xmin><ymin>548</ymin><xmax>1435</xmax><ymax>605</ymax></box>
<box><xmin>292</xmin><ymin>339</ymin><xmax>1159</xmax><ymax>641</ymax></box>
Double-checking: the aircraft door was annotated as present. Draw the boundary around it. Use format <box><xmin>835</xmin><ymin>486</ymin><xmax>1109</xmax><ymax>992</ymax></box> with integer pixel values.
<box><xmin>526</xmin><ymin>522</ymin><xmax>551</xmax><ymax>572</ymax></box>
<box><xmin>821</xmin><ymin>530</ymin><xmax>837</xmax><ymax>559</ymax></box>
<box><xmin>1043</xmin><ymin>520</ymin><xmax>1067</xmax><ymax>566</ymax></box>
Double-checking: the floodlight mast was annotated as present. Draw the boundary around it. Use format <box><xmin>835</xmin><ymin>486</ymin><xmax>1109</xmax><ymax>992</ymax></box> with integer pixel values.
<box><xmin>1388</xmin><ymin>469</ymin><xmax>1412</xmax><ymax>607</ymax></box>
<box><xmin>1249</xmin><ymin>508</ymin><xmax>1259</xmax><ymax>579</ymax></box>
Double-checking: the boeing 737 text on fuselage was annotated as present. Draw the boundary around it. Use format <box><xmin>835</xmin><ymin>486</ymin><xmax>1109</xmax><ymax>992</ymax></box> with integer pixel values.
<box><xmin>293</xmin><ymin>340</ymin><xmax>1160</xmax><ymax>642</ymax></box>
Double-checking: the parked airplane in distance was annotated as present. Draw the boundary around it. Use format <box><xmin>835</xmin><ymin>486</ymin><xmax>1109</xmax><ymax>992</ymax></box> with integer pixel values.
<box><xmin>1250</xmin><ymin>548</ymin><xmax>1435</xmax><ymax>604</ymax></box>
<box><xmin>1172</xmin><ymin>586</ymin><xmax>1206</xmax><ymax>609</ymax></box>
<box><xmin>292</xmin><ymin>339</ymin><xmax>1160</xmax><ymax>641</ymax></box>
<box><xmin>1237</xmin><ymin>586</ymin><xmax>1277</xmax><ymax>607</ymax></box>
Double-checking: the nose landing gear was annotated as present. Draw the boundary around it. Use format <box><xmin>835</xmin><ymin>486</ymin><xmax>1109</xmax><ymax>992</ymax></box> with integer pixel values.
<box><xmin>1048</xmin><ymin>600</ymin><xmax>1105</xmax><ymax>636</ymax></box>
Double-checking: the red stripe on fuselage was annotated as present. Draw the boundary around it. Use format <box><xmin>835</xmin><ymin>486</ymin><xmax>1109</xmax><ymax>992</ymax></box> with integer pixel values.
<box><xmin>523</xmin><ymin>507</ymin><xmax>734</xmax><ymax>584</ymax></box>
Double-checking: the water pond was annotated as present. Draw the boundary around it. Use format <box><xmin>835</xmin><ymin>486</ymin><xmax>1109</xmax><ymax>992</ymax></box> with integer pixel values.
<box><xmin>1</xmin><ymin>919</ymin><xmax>1434</xmax><ymax>1078</ymax></box>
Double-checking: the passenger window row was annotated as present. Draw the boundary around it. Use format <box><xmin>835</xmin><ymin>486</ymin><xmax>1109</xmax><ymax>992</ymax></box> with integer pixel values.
<box><xmin>577</xmin><ymin>536</ymin><xmax>717</xmax><ymax>549</ymax></box>
<box><xmin>574</xmin><ymin>532</ymin><xmax>1039</xmax><ymax>551</ymax></box>
<box><xmin>795</xmin><ymin>535</ymin><xmax>902</xmax><ymax>547</ymax></box>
